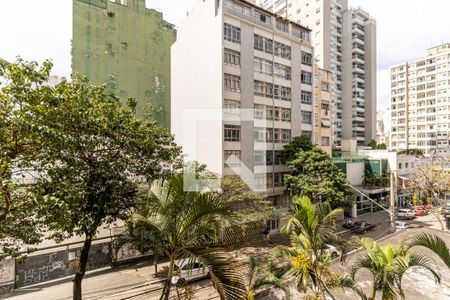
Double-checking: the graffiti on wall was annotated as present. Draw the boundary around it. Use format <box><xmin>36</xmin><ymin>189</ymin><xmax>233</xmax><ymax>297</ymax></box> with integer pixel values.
<box><xmin>15</xmin><ymin>251</ymin><xmax>67</xmax><ymax>287</ymax></box>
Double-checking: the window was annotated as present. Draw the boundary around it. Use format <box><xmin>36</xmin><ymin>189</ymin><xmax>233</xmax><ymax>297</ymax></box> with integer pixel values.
<box><xmin>254</xmin><ymin>104</ymin><xmax>264</xmax><ymax>119</ymax></box>
<box><xmin>301</xmin><ymin>71</ymin><xmax>312</xmax><ymax>85</ymax></box>
<box><xmin>274</xmin><ymin>85</ymin><xmax>291</xmax><ymax>101</ymax></box>
<box><xmin>224</xmin><ymin>48</ymin><xmax>240</xmax><ymax>66</ymax></box>
<box><xmin>224</xmin><ymin>74</ymin><xmax>240</xmax><ymax>92</ymax></box>
<box><xmin>276</xmin><ymin>19</ymin><xmax>289</xmax><ymax>33</ymax></box>
<box><xmin>224</xmin><ymin>125</ymin><xmax>240</xmax><ymax>141</ymax></box>
<box><xmin>301</xmin><ymin>51</ymin><xmax>312</xmax><ymax>66</ymax></box>
<box><xmin>254</xmin><ymin>34</ymin><xmax>273</xmax><ymax>54</ymax></box>
<box><xmin>224</xmin><ymin>23</ymin><xmax>240</xmax><ymax>44</ymax></box>
<box><xmin>321</xmin><ymin>136</ymin><xmax>330</xmax><ymax>146</ymax></box>
<box><xmin>254</xmin><ymin>80</ymin><xmax>273</xmax><ymax>98</ymax></box>
<box><xmin>321</xmin><ymin>82</ymin><xmax>329</xmax><ymax>92</ymax></box>
<box><xmin>254</xmin><ymin>9</ymin><xmax>272</xmax><ymax>25</ymax></box>
<box><xmin>274</xmin><ymin>41</ymin><xmax>291</xmax><ymax>59</ymax></box>
<box><xmin>254</xmin><ymin>57</ymin><xmax>273</xmax><ymax>75</ymax></box>
<box><xmin>224</xmin><ymin>99</ymin><xmax>240</xmax><ymax>114</ymax></box>
<box><xmin>398</xmin><ymin>163</ymin><xmax>402</xmax><ymax>169</ymax></box>
<box><xmin>274</xmin><ymin>63</ymin><xmax>291</xmax><ymax>79</ymax></box>
<box><xmin>301</xmin><ymin>91</ymin><xmax>312</xmax><ymax>104</ymax></box>
<box><xmin>301</xmin><ymin>111</ymin><xmax>312</xmax><ymax>124</ymax></box>
<box><xmin>224</xmin><ymin>150</ymin><xmax>241</xmax><ymax>167</ymax></box>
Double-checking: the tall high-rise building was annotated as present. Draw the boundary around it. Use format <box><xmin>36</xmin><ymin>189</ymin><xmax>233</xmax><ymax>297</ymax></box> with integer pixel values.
<box><xmin>171</xmin><ymin>0</ymin><xmax>315</xmax><ymax>230</ymax></box>
<box><xmin>258</xmin><ymin>0</ymin><xmax>377</xmax><ymax>150</ymax></box>
<box><xmin>389</xmin><ymin>44</ymin><xmax>450</xmax><ymax>154</ymax></box>
<box><xmin>72</xmin><ymin>0</ymin><xmax>176</xmax><ymax>128</ymax></box>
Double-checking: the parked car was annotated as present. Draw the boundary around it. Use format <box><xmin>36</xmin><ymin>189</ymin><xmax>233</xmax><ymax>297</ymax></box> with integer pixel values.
<box><xmin>397</xmin><ymin>208</ymin><xmax>416</xmax><ymax>220</ymax></box>
<box><xmin>321</xmin><ymin>244</ymin><xmax>342</xmax><ymax>259</ymax></box>
<box><xmin>395</xmin><ymin>221</ymin><xmax>409</xmax><ymax>230</ymax></box>
<box><xmin>414</xmin><ymin>206</ymin><xmax>429</xmax><ymax>216</ymax></box>
<box><xmin>171</xmin><ymin>259</ymin><xmax>209</xmax><ymax>285</ymax></box>
<box><xmin>424</xmin><ymin>204</ymin><xmax>433</xmax><ymax>210</ymax></box>
<box><xmin>343</xmin><ymin>218</ymin><xmax>354</xmax><ymax>229</ymax></box>
<box><xmin>351</xmin><ymin>222</ymin><xmax>376</xmax><ymax>234</ymax></box>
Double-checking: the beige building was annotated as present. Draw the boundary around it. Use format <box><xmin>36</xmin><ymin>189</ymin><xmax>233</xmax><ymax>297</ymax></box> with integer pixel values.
<box><xmin>172</xmin><ymin>0</ymin><xmax>315</xmax><ymax>232</ymax></box>
<box><xmin>389</xmin><ymin>44</ymin><xmax>450</xmax><ymax>154</ymax></box>
<box><xmin>314</xmin><ymin>67</ymin><xmax>333</xmax><ymax>155</ymax></box>
<box><xmin>258</xmin><ymin>0</ymin><xmax>377</xmax><ymax>150</ymax></box>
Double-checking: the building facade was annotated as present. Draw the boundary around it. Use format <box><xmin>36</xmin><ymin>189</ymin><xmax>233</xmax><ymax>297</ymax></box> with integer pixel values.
<box><xmin>258</xmin><ymin>0</ymin><xmax>376</xmax><ymax>150</ymax></box>
<box><xmin>172</xmin><ymin>0</ymin><xmax>314</xmax><ymax>230</ymax></box>
<box><xmin>389</xmin><ymin>44</ymin><xmax>450</xmax><ymax>154</ymax></box>
<box><xmin>72</xmin><ymin>0</ymin><xmax>176</xmax><ymax>128</ymax></box>
<box><xmin>314</xmin><ymin>67</ymin><xmax>333</xmax><ymax>155</ymax></box>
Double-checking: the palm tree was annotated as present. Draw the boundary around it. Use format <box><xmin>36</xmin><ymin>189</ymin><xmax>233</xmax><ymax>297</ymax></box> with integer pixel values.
<box><xmin>351</xmin><ymin>233</ymin><xmax>450</xmax><ymax>300</ymax></box>
<box><xmin>245</xmin><ymin>256</ymin><xmax>291</xmax><ymax>300</ymax></box>
<box><xmin>114</xmin><ymin>220</ymin><xmax>167</xmax><ymax>275</ymax></box>
<box><xmin>271</xmin><ymin>196</ymin><xmax>364</xmax><ymax>299</ymax></box>
<box><xmin>130</xmin><ymin>173</ymin><xmax>246</xmax><ymax>300</ymax></box>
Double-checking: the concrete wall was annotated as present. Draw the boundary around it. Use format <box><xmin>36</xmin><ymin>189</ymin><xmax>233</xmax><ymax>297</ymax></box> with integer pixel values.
<box><xmin>171</xmin><ymin>0</ymin><xmax>224</xmax><ymax>173</ymax></box>
<box><xmin>72</xmin><ymin>0</ymin><xmax>176</xmax><ymax>127</ymax></box>
<box><xmin>346</xmin><ymin>162</ymin><xmax>364</xmax><ymax>185</ymax></box>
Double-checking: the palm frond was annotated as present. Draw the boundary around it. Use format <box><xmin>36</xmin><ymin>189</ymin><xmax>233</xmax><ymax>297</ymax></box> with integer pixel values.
<box><xmin>190</xmin><ymin>248</ymin><xmax>246</xmax><ymax>300</ymax></box>
<box><xmin>252</xmin><ymin>277</ymin><xmax>291</xmax><ymax>300</ymax></box>
<box><xmin>406</xmin><ymin>233</ymin><xmax>450</xmax><ymax>268</ymax></box>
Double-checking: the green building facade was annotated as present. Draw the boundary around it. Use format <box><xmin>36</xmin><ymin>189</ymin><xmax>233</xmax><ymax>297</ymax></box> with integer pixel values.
<box><xmin>72</xmin><ymin>0</ymin><xmax>176</xmax><ymax>127</ymax></box>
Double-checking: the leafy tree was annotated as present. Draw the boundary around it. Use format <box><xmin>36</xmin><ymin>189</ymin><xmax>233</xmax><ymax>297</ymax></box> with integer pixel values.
<box><xmin>32</xmin><ymin>75</ymin><xmax>179</xmax><ymax>300</ymax></box>
<box><xmin>285</xmin><ymin>148</ymin><xmax>349</xmax><ymax>208</ymax></box>
<box><xmin>0</xmin><ymin>58</ymin><xmax>51</xmax><ymax>260</ymax></box>
<box><xmin>351</xmin><ymin>233</ymin><xmax>450</xmax><ymax>300</ymax></box>
<box><xmin>271</xmin><ymin>196</ymin><xmax>364</xmax><ymax>299</ymax></box>
<box><xmin>404</xmin><ymin>154</ymin><xmax>450</xmax><ymax>230</ymax></box>
<box><xmin>244</xmin><ymin>256</ymin><xmax>291</xmax><ymax>300</ymax></box>
<box><xmin>368</xmin><ymin>140</ymin><xmax>387</xmax><ymax>150</ymax></box>
<box><xmin>398</xmin><ymin>149</ymin><xmax>423</xmax><ymax>155</ymax></box>
<box><xmin>279</xmin><ymin>135</ymin><xmax>315</xmax><ymax>164</ymax></box>
<box><xmin>217</xmin><ymin>176</ymin><xmax>274</xmax><ymax>223</ymax></box>
<box><xmin>130</xmin><ymin>173</ymin><xmax>246</xmax><ymax>300</ymax></box>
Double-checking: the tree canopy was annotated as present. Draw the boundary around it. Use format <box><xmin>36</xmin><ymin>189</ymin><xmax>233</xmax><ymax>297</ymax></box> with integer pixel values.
<box><xmin>279</xmin><ymin>135</ymin><xmax>315</xmax><ymax>164</ymax></box>
<box><xmin>285</xmin><ymin>148</ymin><xmax>349</xmax><ymax>208</ymax></box>
<box><xmin>0</xmin><ymin>58</ymin><xmax>52</xmax><ymax>259</ymax></box>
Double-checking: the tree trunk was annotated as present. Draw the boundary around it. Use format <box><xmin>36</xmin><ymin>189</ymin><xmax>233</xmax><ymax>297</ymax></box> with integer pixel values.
<box><xmin>153</xmin><ymin>253</ymin><xmax>158</xmax><ymax>276</ymax></box>
<box><xmin>160</xmin><ymin>257</ymin><xmax>175</xmax><ymax>300</ymax></box>
<box><xmin>73</xmin><ymin>236</ymin><xmax>92</xmax><ymax>300</ymax></box>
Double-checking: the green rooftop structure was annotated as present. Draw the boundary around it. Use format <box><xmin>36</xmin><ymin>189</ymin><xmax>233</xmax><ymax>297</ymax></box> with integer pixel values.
<box><xmin>72</xmin><ymin>0</ymin><xmax>176</xmax><ymax>128</ymax></box>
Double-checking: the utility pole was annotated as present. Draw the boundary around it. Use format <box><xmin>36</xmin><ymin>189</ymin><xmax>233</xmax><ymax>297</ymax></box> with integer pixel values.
<box><xmin>389</xmin><ymin>170</ymin><xmax>397</xmax><ymax>233</ymax></box>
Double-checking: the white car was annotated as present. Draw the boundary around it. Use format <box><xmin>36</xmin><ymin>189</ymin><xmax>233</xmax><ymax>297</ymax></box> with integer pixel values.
<box><xmin>397</xmin><ymin>208</ymin><xmax>415</xmax><ymax>220</ymax></box>
<box><xmin>395</xmin><ymin>221</ymin><xmax>409</xmax><ymax>230</ymax></box>
<box><xmin>171</xmin><ymin>259</ymin><xmax>209</xmax><ymax>285</ymax></box>
<box><xmin>322</xmin><ymin>244</ymin><xmax>341</xmax><ymax>259</ymax></box>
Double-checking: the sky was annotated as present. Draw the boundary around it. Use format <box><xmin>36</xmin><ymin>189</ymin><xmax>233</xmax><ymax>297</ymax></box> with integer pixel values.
<box><xmin>1</xmin><ymin>0</ymin><xmax>450</xmax><ymax>110</ymax></box>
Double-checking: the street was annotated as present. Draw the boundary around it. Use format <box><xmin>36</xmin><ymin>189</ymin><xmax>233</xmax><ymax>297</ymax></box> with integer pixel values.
<box><xmin>4</xmin><ymin>213</ymin><xmax>450</xmax><ymax>300</ymax></box>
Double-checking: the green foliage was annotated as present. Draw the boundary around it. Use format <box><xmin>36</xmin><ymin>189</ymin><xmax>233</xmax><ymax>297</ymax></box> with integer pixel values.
<box><xmin>130</xmin><ymin>173</ymin><xmax>246</xmax><ymax>300</ymax></box>
<box><xmin>0</xmin><ymin>57</ymin><xmax>53</xmax><ymax>259</ymax></box>
<box><xmin>33</xmin><ymin>74</ymin><xmax>179</xmax><ymax>240</ymax></box>
<box><xmin>351</xmin><ymin>234</ymin><xmax>450</xmax><ymax>299</ymax></box>
<box><xmin>362</xmin><ymin>173</ymin><xmax>389</xmax><ymax>188</ymax></box>
<box><xmin>271</xmin><ymin>196</ymin><xmax>362</xmax><ymax>299</ymax></box>
<box><xmin>217</xmin><ymin>176</ymin><xmax>274</xmax><ymax>223</ymax></box>
<box><xmin>279</xmin><ymin>135</ymin><xmax>315</xmax><ymax>164</ymax></box>
<box><xmin>245</xmin><ymin>256</ymin><xmax>291</xmax><ymax>300</ymax></box>
<box><xmin>285</xmin><ymin>148</ymin><xmax>349</xmax><ymax>208</ymax></box>
<box><xmin>368</xmin><ymin>140</ymin><xmax>387</xmax><ymax>150</ymax></box>
<box><xmin>398</xmin><ymin>149</ymin><xmax>423</xmax><ymax>155</ymax></box>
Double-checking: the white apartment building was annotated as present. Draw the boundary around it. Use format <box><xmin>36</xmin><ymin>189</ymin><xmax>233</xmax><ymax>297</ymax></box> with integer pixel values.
<box><xmin>390</xmin><ymin>44</ymin><xmax>450</xmax><ymax>154</ymax></box>
<box><xmin>258</xmin><ymin>0</ymin><xmax>377</xmax><ymax>150</ymax></box>
<box><xmin>171</xmin><ymin>0</ymin><xmax>314</xmax><ymax>225</ymax></box>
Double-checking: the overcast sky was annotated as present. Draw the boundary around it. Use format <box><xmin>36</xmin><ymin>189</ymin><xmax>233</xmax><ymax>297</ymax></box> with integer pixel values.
<box><xmin>1</xmin><ymin>0</ymin><xmax>450</xmax><ymax>110</ymax></box>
